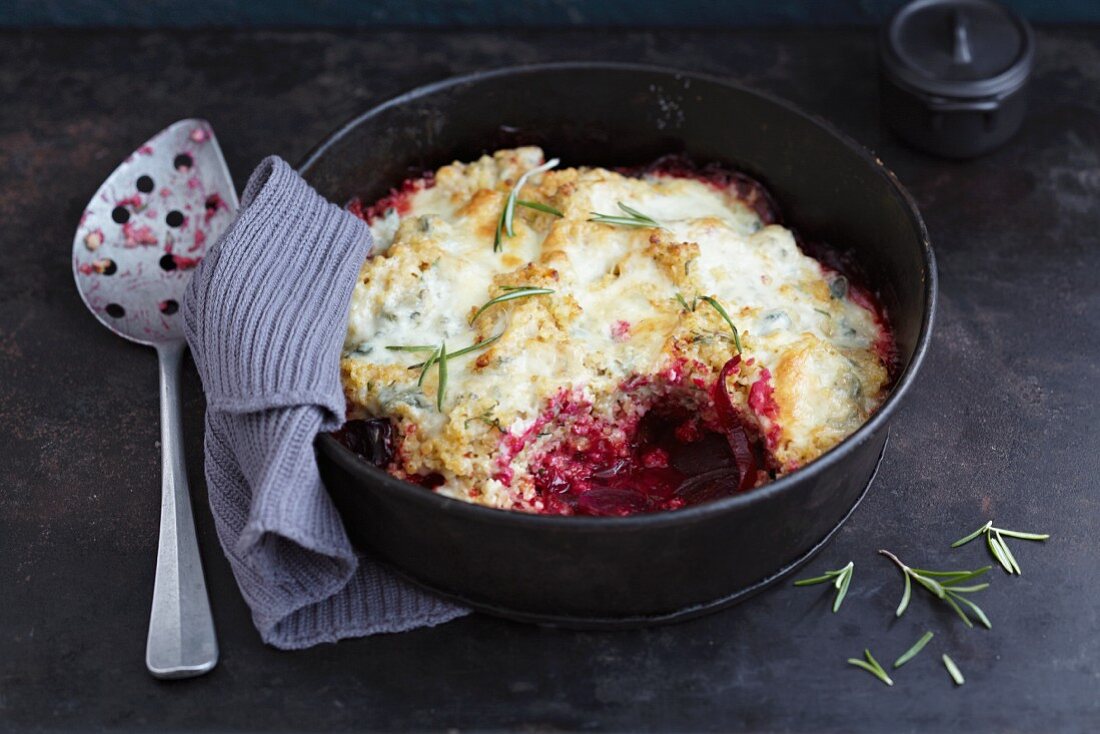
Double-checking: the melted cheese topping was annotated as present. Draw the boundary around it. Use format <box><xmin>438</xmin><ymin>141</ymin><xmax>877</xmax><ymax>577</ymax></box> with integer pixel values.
<box><xmin>342</xmin><ymin>148</ymin><xmax>889</xmax><ymax>511</ymax></box>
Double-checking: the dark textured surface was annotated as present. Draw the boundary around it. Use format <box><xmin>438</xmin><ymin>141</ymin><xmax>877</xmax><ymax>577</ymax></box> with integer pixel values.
<box><xmin>6</xmin><ymin>0</ymin><xmax>1100</xmax><ymax>29</ymax></box>
<box><xmin>1</xmin><ymin>27</ymin><xmax>1097</xmax><ymax>733</ymax></box>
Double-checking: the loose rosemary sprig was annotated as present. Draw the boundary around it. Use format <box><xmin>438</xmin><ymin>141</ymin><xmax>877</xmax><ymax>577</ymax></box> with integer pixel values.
<box><xmin>952</xmin><ymin>520</ymin><xmax>1050</xmax><ymax>575</ymax></box>
<box><xmin>697</xmin><ymin>295</ymin><xmax>743</xmax><ymax>354</ymax></box>
<box><xmin>407</xmin><ymin>341</ymin><xmax>447</xmax><ymax>407</ymax></box>
<box><xmin>793</xmin><ymin>561</ymin><xmax>853</xmax><ymax>613</ymax></box>
<box><xmin>847</xmin><ymin>648</ymin><xmax>894</xmax><ymax>687</ymax></box>
<box><xmin>390</xmin><ymin>333</ymin><xmax>503</xmax><ymax>369</ymax></box>
<box><xmin>470</xmin><ymin>286</ymin><xmax>554</xmax><ymax>324</ymax></box>
<box><xmin>588</xmin><ymin>201</ymin><xmax>661</xmax><ymax>228</ymax></box>
<box><xmin>893</xmin><ymin>631</ymin><xmax>934</xmax><ymax>669</ymax></box>
<box><xmin>942</xmin><ymin>654</ymin><xmax>965</xmax><ymax>685</ymax></box>
<box><xmin>385</xmin><ymin>333</ymin><xmax>502</xmax><ymax>410</ymax></box>
<box><xmin>495</xmin><ymin>158</ymin><xmax>560</xmax><ymax>252</ymax></box>
<box><xmin>878</xmin><ymin>549</ymin><xmax>993</xmax><ymax>629</ymax></box>
<box><xmin>674</xmin><ymin>292</ymin><xmax>743</xmax><ymax>354</ymax></box>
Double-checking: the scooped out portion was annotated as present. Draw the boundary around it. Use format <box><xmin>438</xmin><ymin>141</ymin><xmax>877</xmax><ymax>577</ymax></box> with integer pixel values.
<box><xmin>336</xmin><ymin>148</ymin><xmax>893</xmax><ymax>516</ymax></box>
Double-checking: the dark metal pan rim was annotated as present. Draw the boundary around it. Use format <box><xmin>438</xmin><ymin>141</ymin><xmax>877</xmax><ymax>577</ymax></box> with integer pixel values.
<box><xmin>304</xmin><ymin>61</ymin><xmax>937</xmax><ymax>530</ymax></box>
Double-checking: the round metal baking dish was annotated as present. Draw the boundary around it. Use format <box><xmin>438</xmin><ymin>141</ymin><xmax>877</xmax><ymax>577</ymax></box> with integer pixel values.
<box><xmin>301</xmin><ymin>62</ymin><xmax>937</xmax><ymax>626</ymax></box>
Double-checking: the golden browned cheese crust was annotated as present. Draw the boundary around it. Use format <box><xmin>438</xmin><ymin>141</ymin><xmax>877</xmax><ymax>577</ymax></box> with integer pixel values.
<box><xmin>341</xmin><ymin>148</ymin><xmax>890</xmax><ymax>511</ymax></box>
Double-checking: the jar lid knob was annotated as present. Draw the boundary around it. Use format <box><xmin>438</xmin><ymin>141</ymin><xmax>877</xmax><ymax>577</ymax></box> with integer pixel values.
<box><xmin>952</xmin><ymin>9</ymin><xmax>973</xmax><ymax>65</ymax></box>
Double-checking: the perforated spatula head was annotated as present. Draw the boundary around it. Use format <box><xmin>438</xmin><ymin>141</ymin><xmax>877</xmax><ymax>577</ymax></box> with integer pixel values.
<box><xmin>72</xmin><ymin>119</ymin><xmax>238</xmax><ymax>346</ymax></box>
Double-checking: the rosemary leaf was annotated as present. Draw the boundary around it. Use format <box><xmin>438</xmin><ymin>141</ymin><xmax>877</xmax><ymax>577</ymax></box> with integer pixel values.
<box><xmin>913</xmin><ymin>574</ymin><xmax>947</xmax><ymax>599</ymax></box>
<box><xmin>893</xmin><ymin>631</ymin><xmax>934</xmax><ymax>669</ymax></box>
<box><xmin>793</xmin><ymin>573</ymin><xmax>838</xmax><ymax>587</ymax></box>
<box><xmin>386</xmin><ymin>345</ymin><xmax>436</xmax><ymax>352</ymax></box>
<box><xmin>847</xmin><ymin>659</ymin><xmax>880</xmax><ymax>679</ymax></box>
<box><xmin>616</xmin><ymin>201</ymin><xmax>659</xmax><ymax>225</ymax></box>
<box><xmin>436</xmin><ymin>341</ymin><xmax>447</xmax><ymax>410</ymax></box>
<box><xmin>697</xmin><ymin>295</ymin><xmax>743</xmax><ymax>354</ymax></box>
<box><xmin>506</xmin><ymin>158</ymin><xmax>560</xmax><ymax>238</ymax></box>
<box><xmin>470</xmin><ymin>287</ymin><xmax>554</xmax><ymax>324</ymax></box>
<box><xmin>865</xmin><ymin>649</ymin><xmax>888</xmax><ymax>674</ymax></box>
<box><xmin>493</xmin><ymin>209</ymin><xmax>506</xmax><ymax>253</ymax></box>
<box><xmin>943</xmin><ymin>654</ymin><xmax>965</xmax><ymax>685</ymax></box>
<box><xmin>417</xmin><ymin>345</ymin><xmax>441</xmax><ymax>388</ymax></box>
<box><xmin>516</xmin><ymin>199</ymin><xmax>564</xmax><ymax>217</ymax></box>
<box><xmin>995</xmin><ymin>531</ymin><xmax>1022</xmax><ymax>574</ymax></box>
<box><xmin>994</xmin><ymin>529</ymin><xmax>1050</xmax><ymax>541</ymax></box>
<box><xmin>586</xmin><ymin>215</ymin><xmax>654</xmax><ymax>227</ymax></box>
<box><xmin>847</xmin><ymin>649</ymin><xmax>894</xmax><ymax>686</ymax></box>
<box><xmin>952</xmin><ymin>521</ymin><xmax>993</xmax><ymax>547</ymax></box>
<box><xmin>496</xmin><ymin>157</ymin><xmax>560</xmax><ymax>251</ymax></box>
<box><xmin>935</xmin><ymin>567</ymin><xmax>993</xmax><ymax>586</ymax></box>
<box><xmin>675</xmin><ymin>292</ymin><xmax>692</xmax><ymax>312</ymax></box>
<box><xmin>589</xmin><ymin>201</ymin><xmax>660</xmax><ymax>228</ymax></box>
<box><xmin>950</xmin><ymin>592</ymin><xmax>992</xmax><ymax>629</ymax></box>
<box><xmin>833</xmin><ymin>562</ymin><xmax>853</xmax><ymax>613</ymax></box>
<box><xmin>987</xmin><ymin>531</ymin><xmax>1015</xmax><ymax>574</ymax></box>
<box><xmin>847</xmin><ymin>659</ymin><xmax>894</xmax><ymax>687</ymax></box>
<box><xmin>910</xmin><ymin>567</ymin><xmax>988</xmax><ymax>578</ymax></box>
<box><xmin>943</xmin><ymin>583</ymin><xmax>990</xmax><ymax>593</ymax></box>
<box><xmin>942</xmin><ymin>594</ymin><xmax>974</xmax><ymax>628</ymax></box>
<box><xmin>897</xmin><ymin>572</ymin><xmax>912</xmax><ymax>617</ymax></box>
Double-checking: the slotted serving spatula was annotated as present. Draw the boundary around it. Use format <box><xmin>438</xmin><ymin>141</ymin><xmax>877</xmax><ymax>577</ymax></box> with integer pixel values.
<box><xmin>72</xmin><ymin>119</ymin><xmax>239</xmax><ymax>679</ymax></box>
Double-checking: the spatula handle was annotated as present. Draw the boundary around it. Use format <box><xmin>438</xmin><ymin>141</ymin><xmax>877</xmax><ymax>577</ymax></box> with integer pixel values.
<box><xmin>146</xmin><ymin>340</ymin><xmax>218</xmax><ymax>679</ymax></box>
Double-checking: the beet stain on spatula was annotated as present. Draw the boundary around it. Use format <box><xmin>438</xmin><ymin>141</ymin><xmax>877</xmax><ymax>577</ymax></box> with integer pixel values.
<box><xmin>72</xmin><ymin>119</ymin><xmax>238</xmax><ymax>679</ymax></box>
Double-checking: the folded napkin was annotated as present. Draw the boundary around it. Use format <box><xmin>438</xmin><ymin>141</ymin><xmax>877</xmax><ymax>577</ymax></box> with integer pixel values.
<box><xmin>183</xmin><ymin>156</ymin><xmax>469</xmax><ymax>649</ymax></box>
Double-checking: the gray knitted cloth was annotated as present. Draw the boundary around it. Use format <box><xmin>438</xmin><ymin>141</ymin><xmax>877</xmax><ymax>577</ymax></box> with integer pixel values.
<box><xmin>182</xmin><ymin>156</ymin><xmax>469</xmax><ymax>649</ymax></box>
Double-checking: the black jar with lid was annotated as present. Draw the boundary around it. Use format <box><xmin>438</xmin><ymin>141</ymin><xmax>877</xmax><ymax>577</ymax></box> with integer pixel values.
<box><xmin>880</xmin><ymin>0</ymin><xmax>1035</xmax><ymax>158</ymax></box>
